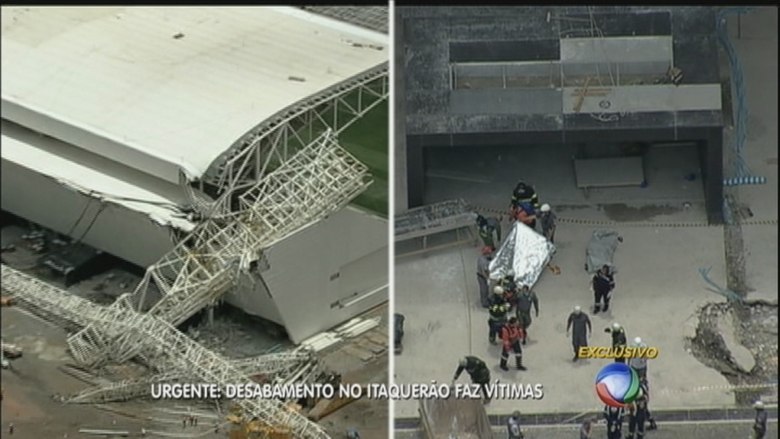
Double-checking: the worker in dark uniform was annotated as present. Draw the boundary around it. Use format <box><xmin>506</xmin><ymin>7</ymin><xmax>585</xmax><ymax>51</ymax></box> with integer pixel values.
<box><xmin>539</xmin><ymin>204</ymin><xmax>557</xmax><ymax>243</ymax></box>
<box><xmin>476</xmin><ymin>214</ymin><xmax>501</xmax><ymax>249</ymax></box>
<box><xmin>753</xmin><ymin>401</ymin><xmax>767</xmax><ymax>439</ymax></box>
<box><xmin>488</xmin><ymin>286</ymin><xmax>510</xmax><ymax>344</ymax></box>
<box><xmin>514</xmin><ymin>285</ymin><xmax>539</xmax><ymax>345</ymax></box>
<box><xmin>499</xmin><ymin>270</ymin><xmax>517</xmax><ymax>294</ymax></box>
<box><xmin>506</xmin><ymin>410</ymin><xmax>524</xmax><ymax>439</ymax></box>
<box><xmin>603</xmin><ymin>404</ymin><xmax>626</xmax><ymax>439</ymax></box>
<box><xmin>626</xmin><ymin>390</ymin><xmax>649</xmax><ymax>439</ymax></box>
<box><xmin>592</xmin><ymin>265</ymin><xmax>615</xmax><ymax>314</ymax></box>
<box><xmin>604</xmin><ymin>322</ymin><xmax>628</xmax><ymax>363</ymax></box>
<box><xmin>566</xmin><ymin>306</ymin><xmax>592</xmax><ymax>362</ymax></box>
<box><xmin>499</xmin><ymin>270</ymin><xmax>518</xmax><ymax>310</ymax></box>
<box><xmin>393</xmin><ymin>313</ymin><xmax>405</xmax><ymax>354</ymax></box>
<box><xmin>477</xmin><ymin>247</ymin><xmax>493</xmax><ymax>308</ymax></box>
<box><xmin>579</xmin><ymin>420</ymin><xmax>593</xmax><ymax>439</ymax></box>
<box><xmin>511</xmin><ymin>181</ymin><xmax>540</xmax><ymax>210</ymax></box>
<box><xmin>452</xmin><ymin>356</ymin><xmax>491</xmax><ymax>403</ymax></box>
<box><xmin>500</xmin><ymin>317</ymin><xmax>527</xmax><ymax>371</ymax></box>
<box><xmin>639</xmin><ymin>378</ymin><xmax>657</xmax><ymax>431</ymax></box>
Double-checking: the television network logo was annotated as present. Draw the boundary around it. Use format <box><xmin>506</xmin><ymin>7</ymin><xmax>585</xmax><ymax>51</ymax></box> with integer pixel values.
<box><xmin>595</xmin><ymin>363</ymin><xmax>642</xmax><ymax>408</ymax></box>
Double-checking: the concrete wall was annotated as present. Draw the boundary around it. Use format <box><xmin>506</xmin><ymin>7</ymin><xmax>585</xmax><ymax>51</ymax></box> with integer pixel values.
<box><xmin>1</xmin><ymin>157</ymin><xmax>178</xmax><ymax>267</ymax></box>
<box><xmin>254</xmin><ymin>206</ymin><xmax>388</xmax><ymax>343</ymax></box>
<box><xmin>394</xmin><ymin>6</ymin><xmax>409</xmax><ymax>213</ymax></box>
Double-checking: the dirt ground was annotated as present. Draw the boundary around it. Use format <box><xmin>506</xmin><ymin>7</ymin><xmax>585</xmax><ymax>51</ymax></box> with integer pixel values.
<box><xmin>1</xmin><ymin>307</ymin><xmax>165</xmax><ymax>438</ymax></box>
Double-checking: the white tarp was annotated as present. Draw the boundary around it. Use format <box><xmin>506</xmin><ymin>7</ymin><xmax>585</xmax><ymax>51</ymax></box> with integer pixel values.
<box><xmin>585</xmin><ymin>229</ymin><xmax>622</xmax><ymax>274</ymax></box>
<box><xmin>488</xmin><ymin>222</ymin><xmax>555</xmax><ymax>288</ymax></box>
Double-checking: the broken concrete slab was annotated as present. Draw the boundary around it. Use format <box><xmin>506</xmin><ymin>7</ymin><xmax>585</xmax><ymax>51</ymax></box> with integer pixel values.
<box><xmin>717</xmin><ymin>311</ymin><xmax>756</xmax><ymax>373</ymax></box>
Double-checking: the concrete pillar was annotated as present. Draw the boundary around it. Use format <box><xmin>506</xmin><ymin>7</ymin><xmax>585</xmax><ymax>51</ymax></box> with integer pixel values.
<box><xmin>394</xmin><ymin>8</ymin><xmax>409</xmax><ymax>214</ymax></box>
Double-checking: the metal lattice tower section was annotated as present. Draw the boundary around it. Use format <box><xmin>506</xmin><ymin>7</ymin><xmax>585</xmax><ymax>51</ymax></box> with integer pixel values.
<box><xmin>67</xmin><ymin>351</ymin><xmax>320</xmax><ymax>404</ymax></box>
<box><xmin>67</xmin><ymin>130</ymin><xmax>371</xmax><ymax>366</ymax></box>
<box><xmin>0</xmin><ymin>266</ymin><xmax>318</xmax><ymax>379</ymax></box>
<box><xmin>1</xmin><ymin>265</ymin><xmax>331</xmax><ymax>439</ymax></box>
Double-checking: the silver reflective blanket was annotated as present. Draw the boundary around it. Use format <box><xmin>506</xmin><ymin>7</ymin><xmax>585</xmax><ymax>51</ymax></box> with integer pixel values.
<box><xmin>488</xmin><ymin>222</ymin><xmax>555</xmax><ymax>288</ymax></box>
<box><xmin>585</xmin><ymin>229</ymin><xmax>621</xmax><ymax>273</ymax></box>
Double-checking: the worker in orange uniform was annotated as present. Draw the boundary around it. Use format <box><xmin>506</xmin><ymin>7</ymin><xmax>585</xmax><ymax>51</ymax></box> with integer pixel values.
<box><xmin>499</xmin><ymin>317</ymin><xmax>527</xmax><ymax>371</ymax></box>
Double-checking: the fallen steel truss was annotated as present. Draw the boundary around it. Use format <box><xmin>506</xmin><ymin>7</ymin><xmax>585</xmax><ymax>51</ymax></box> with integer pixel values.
<box><xmin>67</xmin><ymin>129</ymin><xmax>371</xmax><ymax>367</ymax></box>
<box><xmin>67</xmin><ymin>352</ymin><xmax>321</xmax><ymax>404</ymax></box>
<box><xmin>1</xmin><ymin>264</ymin><xmax>331</xmax><ymax>439</ymax></box>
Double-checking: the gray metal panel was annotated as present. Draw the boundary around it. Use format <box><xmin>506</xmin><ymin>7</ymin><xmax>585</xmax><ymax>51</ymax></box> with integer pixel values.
<box><xmin>560</xmin><ymin>36</ymin><xmax>673</xmax><ymax>64</ymax></box>
<box><xmin>574</xmin><ymin>157</ymin><xmax>645</xmax><ymax>188</ymax></box>
<box><xmin>249</xmin><ymin>207</ymin><xmax>388</xmax><ymax>344</ymax></box>
<box><xmin>451</xmin><ymin>89</ymin><xmax>562</xmax><ymax>115</ymax></box>
<box><xmin>562</xmin><ymin>84</ymin><xmax>722</xmax><ymax>114</ymax></box>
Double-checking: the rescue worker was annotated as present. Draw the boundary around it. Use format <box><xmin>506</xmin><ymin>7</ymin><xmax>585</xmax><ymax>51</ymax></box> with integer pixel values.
<box><xmin>507</xmin><ymin>410</ymin><xmax>524</xmax><ymax>439</ymax></box>
<box><xmin>538</xmin><ymin>204</ymin><xmax>557</xmax><ymax>243</ymax></box>
<box><xmin>499</xmin><ymin>270</ymin><xmax>518</xmax><ymax>307</ymax></box>
<box><xmin>639</xmin><ymin>378</ymin><xmax>657</xmax><ymax>430</ymax></box>
<box><xmin>566</xmin><ymin>306</ymin><xmax>592</xmax><ymax>362</ymax></box>
<box><xmin>452</xmin><ymin>356</ymin><xmax>491</xmax><ymax>403</ymax></box>
<box><xmin>592</xmin><ymin>265</ymin><xmax>615</xmax><ymax>314</ymax></box>
<box><xmin>488</xmin><ymin>286</ymin><xmax>510</xmax><ymax>344</ymax></box>
<box><xmin>603</xmin><ymin>404</ymin><xmax>625</xmax><ymax>439</ymax></box>
<box><xmin>579</xmin><ymin>420</ymin><xmax>593</xmax><ymax>439</ymax></box>
<box><xmin>511</xmin><ymin>181</ymin><xmax>540</xmax><ymax>210</ymax></box>
<box><xmin>513</xmin><ymin>202</ymin><xmax>537</xmax><ymax>229</ymax></box>
<box><xmin>514</xmin><ymin>285</ymin><xmax>539</xmax><ymax>344</ymax></box>
<box><xmin>500</xmin><ymin>317</ymin><xmax>526</xmax><ymax>371</ymax></box>
<box><xmin>477</xmin><ymin>247</ymin><xmax>493</xmax><ymax>308</ymax></box>
<box><xmin>628</xmin><ymin>337</ymin><xmax>648</xmax><ymax>380</ymax></box>
<box><xmin>752</xmin><ymin>401</ymin><xmax>767</xmax><ymax>439</ymax></box>
<box><xmin>500</xmin><ymin>269</ymin><xmax>517</xmax><ymax>293</ymax></box>
<box><xmin>604</xmin><ymin>322</ymin><xmax>628</xmax><ymax>363</ymax></box>
<box><xmin>626</xmin><ymin>390</ymin><xmax>649</xmax><ymax>439</ymax></box>
<box><xmin>476</xmin><ymin>214</ymin><xmax>501</xmax><ymax>249</ymax></box>
<box><xmin>394</xmin><ymin>313</ymin><xmax>405</xmax><ymax>354</ymax></box>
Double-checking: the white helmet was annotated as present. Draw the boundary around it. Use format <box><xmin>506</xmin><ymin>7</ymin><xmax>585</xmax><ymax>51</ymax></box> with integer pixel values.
<box><xmin>612</xmin><ymin>322</ymin><xmax>622</xmax><ymax>331</ymax></box>
<box><xmin>506</xmin><ymin>269</ymin><xmax>515</xmax><ymax>278</ymax></box>
<box><xmin>574</xmin><ymin>305</ymin><xmax>582</xmax><ymax>313</ymax></box>
<box><xmin>459</xmin><ymin>357</ymin><xmax>468</xmax><ymax>367</ymax></box>
<box><xmin>541</xmin><ymin>204</ymin><xmax>551</xmax><ymax>212</ymax></box>
<box><xmin>493</xmin><ymin>286</ymin><xmax>505</xmax><ymax>295</ymax></box>
<box><xmin>634</xmin><ymin>337</ymin><xmax>643</xmax><ymax>346</ymax></box>
<box><xmin>754</xmin><ymin>401</ymin><xmax>765</xmax><ymax>409</ymax></box>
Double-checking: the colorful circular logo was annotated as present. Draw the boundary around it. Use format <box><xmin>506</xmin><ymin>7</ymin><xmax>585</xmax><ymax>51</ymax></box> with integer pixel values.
<box><xmin>595</xmin><ymin>363</ymin><xmax>641</xmax><ymax>407</ymax></box>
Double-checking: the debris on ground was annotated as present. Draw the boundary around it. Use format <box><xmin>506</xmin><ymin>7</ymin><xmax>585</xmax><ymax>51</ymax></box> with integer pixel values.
<box><xmin>687</xmin><ymin>301</ymin><xmax>778</xmax><ymax>404</ymax></box>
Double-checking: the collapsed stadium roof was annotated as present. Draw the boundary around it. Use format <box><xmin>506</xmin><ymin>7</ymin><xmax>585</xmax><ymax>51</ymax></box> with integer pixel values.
<box><xmin>1</xmin><ymin>6</ymin><xmax>387</xmax><ymax>181</ymax></box>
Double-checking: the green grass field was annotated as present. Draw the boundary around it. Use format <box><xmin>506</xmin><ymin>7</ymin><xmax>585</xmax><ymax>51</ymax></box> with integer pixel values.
<box><xmin>339</xmin><ymin>101</ymin><xmax>388</xmax><ymax>217</ymax></box>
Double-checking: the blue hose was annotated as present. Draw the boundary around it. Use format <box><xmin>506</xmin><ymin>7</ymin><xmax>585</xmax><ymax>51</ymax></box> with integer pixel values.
<box><xmin>716</xmin><ymin>8</ymin><xmax>766</xmax><ymax>187</ymax></box>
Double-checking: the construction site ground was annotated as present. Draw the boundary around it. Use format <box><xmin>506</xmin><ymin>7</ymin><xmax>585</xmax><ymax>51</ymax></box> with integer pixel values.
<box><xmin>394</xmin><ymin>6</ymin><xmax>777</xmax><ymax>431</ymax></box>
<box><xmin>395</xmin><ymin>420</ymin><xmax>778</xmax><ymax>439</ymax></box>
<box><xmin>1</xmin><ymin>231</ymin><xmax>389</xmax><ymax>438</ymax></box>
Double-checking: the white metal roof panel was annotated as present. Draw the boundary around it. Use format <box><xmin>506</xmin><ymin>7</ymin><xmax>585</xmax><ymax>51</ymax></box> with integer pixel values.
<box><xmin>1</xmin><ymin>6</ymin><xmax>387</xmax><ymax>183</ymax></box>
<box><xmin>1</xmin><ymin>121</ymin><xmax>197</xmax><ymax>232</ymax></box>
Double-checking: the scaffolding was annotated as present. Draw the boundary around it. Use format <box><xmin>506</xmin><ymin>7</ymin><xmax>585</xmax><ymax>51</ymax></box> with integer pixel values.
<box><xmin>67</xmin><ymin>130</ymin><xmax>371</xmax><ymax>367</ymax></box>
<box><xmin>1</xmin><ymin>264</ymin><xmax>331</xmax><ymax>439</ymax></box>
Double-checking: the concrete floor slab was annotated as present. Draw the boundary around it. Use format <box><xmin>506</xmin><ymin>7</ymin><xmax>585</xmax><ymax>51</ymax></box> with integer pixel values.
<box><xmin>394</xmin><ymin>223</ymin><xmax>734</xmax><ymax>418</ymax></box>
<box><xmin>425</xmin><ymin>143</ymin><xmax>710</xmax><ymax>224</ymax></box>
